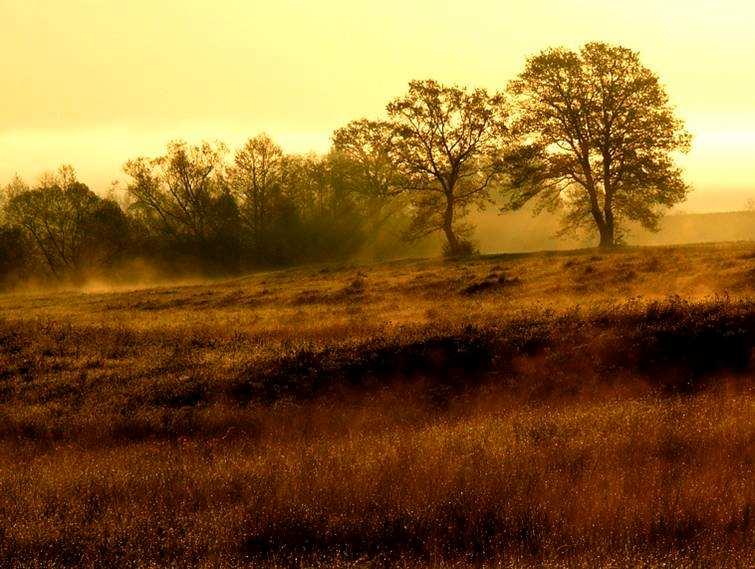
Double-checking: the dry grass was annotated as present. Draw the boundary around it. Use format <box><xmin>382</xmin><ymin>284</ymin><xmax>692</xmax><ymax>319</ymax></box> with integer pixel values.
<box><xmin>0</xmin><ymin>242</ymin><xmax>753</xmax><ymax>567</ymax></box>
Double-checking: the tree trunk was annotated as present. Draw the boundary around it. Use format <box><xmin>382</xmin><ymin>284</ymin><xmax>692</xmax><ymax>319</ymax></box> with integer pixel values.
<box><xmin>598</xmin><ymin>221</ymin><xmax>615</xmax><ymax>248</ymax></box>
<box><xmin>583</xmin><ymin>175</ymin><xmax>613</xmax><ymax>249</ymax></box>
<box><xmin>600</xmin><ymin>193</ymin><xmax>616</xmax><ymax>249</ymax></box>
<box><xmin>602</xmin><ymin>192</ymin><xmax>615</xmax><ymax>248</ymax></box>
<box><xmin>443</xmin><ymin>223</ymin><xmax>461</xmax><ymax>255</ymax></box>
<box><xmin>442</xmin><ymin>193</ymin><xmax>461</xmax><ymax>256</ymax></box>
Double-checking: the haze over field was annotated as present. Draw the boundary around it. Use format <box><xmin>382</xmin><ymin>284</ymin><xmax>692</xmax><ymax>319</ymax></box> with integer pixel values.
<box><xmin>1</xmin><ymin>0</ymin><xmax>754</xmax><ymax>212</ymax></box>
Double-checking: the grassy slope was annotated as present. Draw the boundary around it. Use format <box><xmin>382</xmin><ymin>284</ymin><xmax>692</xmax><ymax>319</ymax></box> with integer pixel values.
<box><xmin>0</xmin><ymin>242</ymin><xmax>753</xmax><ymax>567</ymax></box>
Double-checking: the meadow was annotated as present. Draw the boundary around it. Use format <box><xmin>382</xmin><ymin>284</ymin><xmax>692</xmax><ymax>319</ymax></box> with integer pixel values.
<box><xmin>0</xmin><ymin>241</ymin><xmax>753</xmax><ymax>567</ymax></box>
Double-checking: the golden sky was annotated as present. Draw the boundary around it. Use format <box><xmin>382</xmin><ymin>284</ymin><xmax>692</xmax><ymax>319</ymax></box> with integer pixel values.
<box><xmin>1</xmin><ymin>0</ymin><xmax>754</xmax><ymax>211</ymax></box>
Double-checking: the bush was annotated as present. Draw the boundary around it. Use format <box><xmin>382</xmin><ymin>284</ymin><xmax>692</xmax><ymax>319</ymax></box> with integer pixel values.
<box><xmin>0</xmin><ymin>226</ymin><xmax>32</xmax><ymax>289</ymax></box>
<box><xmin>442</xmin><ymin>239</ymin><xmax>478</xmax><ymax>258</ymax></box>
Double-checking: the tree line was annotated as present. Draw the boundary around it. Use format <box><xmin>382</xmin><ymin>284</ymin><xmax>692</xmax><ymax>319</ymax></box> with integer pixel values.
<box><xmin>0</xmin><ymin>43</ymin><xmax>690</xmax><ymax>287</ymax></box>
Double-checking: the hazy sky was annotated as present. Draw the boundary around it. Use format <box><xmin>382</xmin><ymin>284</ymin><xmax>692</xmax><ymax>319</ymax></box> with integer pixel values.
<box><xmin>1</xmin><ymin>0</ymin><xmax>754</xmax><ymax>211</ymax></box>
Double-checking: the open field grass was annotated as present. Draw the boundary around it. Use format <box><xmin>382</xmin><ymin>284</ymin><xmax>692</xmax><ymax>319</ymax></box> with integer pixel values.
<box><xmin>0</xmin><ymin>242</ymin><xmax>753</xmax><ymax>567</ymax></box>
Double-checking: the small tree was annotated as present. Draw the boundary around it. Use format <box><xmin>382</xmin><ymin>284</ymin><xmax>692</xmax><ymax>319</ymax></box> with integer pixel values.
<box><xmin>386</xmin><ymin>80</ymin><xmax>509</xmax><ymax>256</ymax></box>
<box><xmin>0</xmin><ymin>175</ymin><xmax>29</xmax><ymax>220</ymax></box>
<box><xmin>4</xmin><ymin>166</ymin><xmax>129</xmax><ymax>279</ymax></box>
<box><xmin>507</xmin><ymin>42</ymin><xmax>691</xmax><ymax>248</ymax></box>
<box><xmin>124</xmin><ymin>140</ymin><xmax>240</xmax><ymax>272</ymax></box>
<box><xmin>331</xmin><ymin>119</ymin><xmax>406</xmax><ymax>242</ymax></box>
<box><xmin>228</xmin><ymin>134</ymin><xmax>284</xmax><ymax>260</ymax></box>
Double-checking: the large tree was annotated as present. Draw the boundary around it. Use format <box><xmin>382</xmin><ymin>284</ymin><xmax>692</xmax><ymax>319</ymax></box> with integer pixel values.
<box><xmin>507</xmin><ymin>42</ymin><xmax>691</xmax><ymax>247</ymax></box>
<box><xmin>386</xmin><ymin>80</ymin><xmax>509</xmax><ymax>256</ymax></box>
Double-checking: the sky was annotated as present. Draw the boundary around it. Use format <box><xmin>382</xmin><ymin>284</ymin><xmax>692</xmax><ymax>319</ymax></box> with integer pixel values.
<box><xmin>1</xmin><ymin>0</ymin><xmax>754</xmax><ymax>212</ymax></box>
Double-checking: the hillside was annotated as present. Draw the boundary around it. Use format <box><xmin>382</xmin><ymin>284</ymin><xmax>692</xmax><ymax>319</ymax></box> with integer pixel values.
<box><xmin>2</xmin><ymin>241</ymin><xmax>753</xmax><ymax>332</ymax></box>
<box><xmin>0</xmin><ymin>242</ymin><xmax>753</xmax><ymax>567</ymax></box>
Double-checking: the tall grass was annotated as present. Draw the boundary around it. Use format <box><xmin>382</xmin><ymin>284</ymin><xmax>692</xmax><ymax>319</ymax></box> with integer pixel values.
<box><xmin>0</xmin><ymin>244</ymin><xmax>752</xmax><ymax>566</ymax></box>
<box><xmin>1</xmin><ymin>385</ymin><xmax>752</xmax><ymax>566</ymax></box>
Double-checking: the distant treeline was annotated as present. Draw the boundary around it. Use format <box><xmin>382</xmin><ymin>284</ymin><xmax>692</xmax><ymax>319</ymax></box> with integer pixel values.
<box><xmin>1</xmin><ymin>42</ymin><xmax>698</xmax><ymax>287</ymax></box>
<box><xmin>0</xmin><ymin>146</ymin><xmax>421</xmax><ymax>287</ymax></box>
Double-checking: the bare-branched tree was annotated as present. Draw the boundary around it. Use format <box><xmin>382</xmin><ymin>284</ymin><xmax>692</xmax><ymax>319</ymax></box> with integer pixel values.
<box><xmin>124</xmin><ymin>141</ymin><xmax>232</xmax><ymax>241</ymax></box>
<box><xmin>228</xmin><ymin>134</ymin><xmax>284</xmax><ymax>256</ymax></box>
<box><xmin>4</xmin><ymin>166</ymin><xmax>128</xmax><ymax>278</ymax></box>
<box><xmin>123</xmin><ymin>141</ymin><xmax>240</xmax><ymax>271</ymax></box>
<box><xmin>386</xmin><ymin>80</ymin><xmax>510</xmax><ymax>256</ymax></box>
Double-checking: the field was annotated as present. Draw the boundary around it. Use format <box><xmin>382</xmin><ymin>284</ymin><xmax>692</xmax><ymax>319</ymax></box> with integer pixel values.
<box><xmin>0</xmin><ymin>242</ymin><xmax>753</xmax><ymax>567</ymax></box>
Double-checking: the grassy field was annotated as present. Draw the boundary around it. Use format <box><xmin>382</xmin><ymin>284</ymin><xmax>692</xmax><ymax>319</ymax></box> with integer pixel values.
<box><xmin>0</xmin><ymin>242</ymin><xmax>753</xmax><ymax>567</ymax></box>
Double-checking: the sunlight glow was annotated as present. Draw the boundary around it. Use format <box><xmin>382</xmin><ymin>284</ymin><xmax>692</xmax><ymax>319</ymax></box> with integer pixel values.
<box><xmin>1</xmin><ymin>0</ymin><xmax>754</xmax><ymax>211</ymax></box>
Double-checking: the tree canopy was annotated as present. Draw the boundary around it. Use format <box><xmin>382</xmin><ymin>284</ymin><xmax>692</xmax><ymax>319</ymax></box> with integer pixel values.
<box><xmin>4</xmin><ymin>166</ymin><xmax>129</xmax><ymax>279</ymax></box>
<box><xmin>506</xmin><ymin>42</ymin><xmax>690</xmax><ymax>247</ymax></box>
<box><xmin>385</xmin><ymin>80</ymin><xmax>510</xmax><ymax>256</ymax></box>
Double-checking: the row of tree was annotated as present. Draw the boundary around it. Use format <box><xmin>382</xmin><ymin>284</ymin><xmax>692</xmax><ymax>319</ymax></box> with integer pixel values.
<box><xmin>0</xmin><ymin>145</ymin><xmax>414</xmax><ymax>285</ymax></box>
<box><xmin>1</xmin><ymin>42</ymin><xmax>690</xmax><ymax>286</ymax></box>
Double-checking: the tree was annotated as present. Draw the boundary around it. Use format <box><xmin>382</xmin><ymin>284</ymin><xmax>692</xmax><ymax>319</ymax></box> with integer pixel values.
<box><xmin>0</xmin><ymin>226</ymin><xmax>31</xmax><ymax>288</ymax></box>
<box><xmin>386</xmin><ymin>80</ymin><xmax>509</xmax><ymax>256</ymax></box>
<box><xmin>278</xmin><ymin>152</ymin><xmax>367</xmax><ymax>263</ymax></box>
<box><xmin>507</xmin><ymin>42</ymin><xmax>691</xmax><ymax>248</ymax></box>
<box><xmin>124</xmin><ymin>140</ymin><xmax>240</xmax><ymax>272</ymax></box>
<box><xmin>228</xmin><ymin>134</ymin><xmax>284</xmax><ymax>259</ymax></box>
<box><xmin>124</xmin><ymin>141</ymin><xmax>227</xmax><ymax>242</ymax></box>
<box><xmin>0</xmin><ymin>175</ymin><xmax>34</xmax><ymax>287</ymax></box>
<box><xmin>0</xmin><ymin>175</ymin><xmax>29</xmax><ymax>220</ymax></box>
<box><xmin>4</xmin><ymin>166</ymin><xmax>129</xmax><ymax>279</ymax></box>
<box><xmin>281</xmin><ymin>152</ymin><xmax>331</xmax><ymax>220</ymax></box>
<box><xmin>331</xmin><ymin>119</ymin><xmax>407</xmax><ymax>243</ymax></box>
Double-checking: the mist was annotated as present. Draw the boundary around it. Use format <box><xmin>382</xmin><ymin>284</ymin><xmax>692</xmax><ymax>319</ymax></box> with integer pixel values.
<box><xmin>471</xmin><ymin>205</ymin><xmax>755</xmax><ymax>255</ymax></box>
